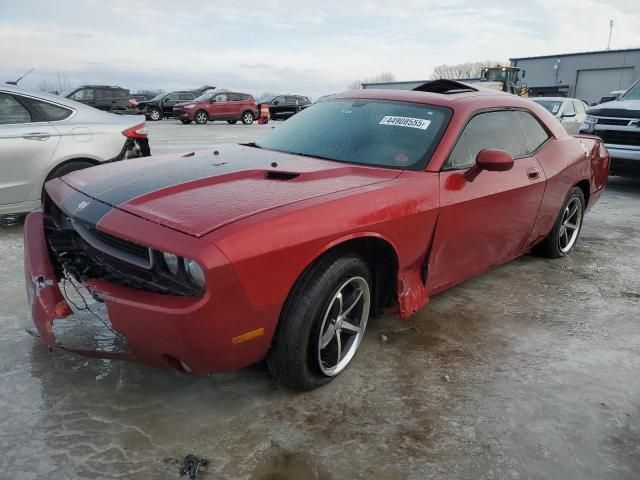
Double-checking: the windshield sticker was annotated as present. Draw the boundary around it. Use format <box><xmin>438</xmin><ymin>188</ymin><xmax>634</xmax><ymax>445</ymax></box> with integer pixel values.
<box><xmin>552</xmin><ymin>105</ymin><xmax>560</xmax><ymax>113</ymax></box>
<box><xmin>379</xmin><ymin>116</ymin><xmax>431</xmax><ymax>130</ymax></box>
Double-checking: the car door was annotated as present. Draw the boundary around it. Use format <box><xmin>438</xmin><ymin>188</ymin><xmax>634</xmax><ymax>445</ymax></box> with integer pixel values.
<box><xmin>572</xmin><ymin>100</ymin><xmax>587</xmax><ymax>132</ymax></box>
<box><xmin>271</xmin><ymin>95</ymin><xmax>285</xmax><ymax>116</ymax></box>
<box><xmin>211</xmin><ymin>93</ymin><xmax>231</xmax><ymax>119</ymax></box>
<box><xmin>163</xmin><ymin>93</ymin><xmax>179</xmax><ymax>115</ymax></box>
<box><xmin>0</xmin><ymin>92</ymin><xmax>62</xmax><ymax>207</ymax></box>
<box><xmin>226</xmin><ymin>93</ymin><xmax>243</xmax><ymax>118</ymax></box>
<box><xmin>426</xmin><ymin>109</ymin><xmax>549</xmax><ymax>294</ymax></box>
<box><xmin>559</xmin><ymin>100</ymin><xmax>580</xmax><ymax>134</ymax></box>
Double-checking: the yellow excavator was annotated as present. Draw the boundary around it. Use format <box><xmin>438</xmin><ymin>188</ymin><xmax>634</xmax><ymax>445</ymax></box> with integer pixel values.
<box><xmin>476</xmin><ymin>66</ymin><xmax>529</xmax><ymax>97</ymax></box>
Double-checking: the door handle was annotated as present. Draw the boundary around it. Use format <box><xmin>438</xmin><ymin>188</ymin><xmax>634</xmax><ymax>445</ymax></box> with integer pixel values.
<box><xmin>527</xmin><ymin>167</ymin><xmax>540</xmax><ymax>180</ymax></box>
<box><xmin>23</xmin><ymin>132</ymin><xmax>50</xmax><ymax>141</ymax></box>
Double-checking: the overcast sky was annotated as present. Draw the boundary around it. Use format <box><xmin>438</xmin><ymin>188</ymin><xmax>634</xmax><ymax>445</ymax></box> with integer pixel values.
<box><xmin>1</xmin><ymin>0</ymin><xmax>638</xmax><ymax>99</ymax></box>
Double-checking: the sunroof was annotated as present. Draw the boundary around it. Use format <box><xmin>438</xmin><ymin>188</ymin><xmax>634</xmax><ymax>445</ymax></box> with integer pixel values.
<box><xmin>412</xmin><ymin>79</ymin><xmax>478</xmax><ymax>94</ymax></box>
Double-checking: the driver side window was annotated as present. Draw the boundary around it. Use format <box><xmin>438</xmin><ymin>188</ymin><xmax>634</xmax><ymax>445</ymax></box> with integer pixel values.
<box><xmin>446</xmin><ymin>110</ymin><xmax>529</xmax><ymax>170</ymax></box>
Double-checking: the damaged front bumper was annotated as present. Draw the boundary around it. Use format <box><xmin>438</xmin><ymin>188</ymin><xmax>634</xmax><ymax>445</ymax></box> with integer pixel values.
<box><xmin>23</xmin><ymin>206</ymin><xmax>278</xmax><ymax>373</ymax></box>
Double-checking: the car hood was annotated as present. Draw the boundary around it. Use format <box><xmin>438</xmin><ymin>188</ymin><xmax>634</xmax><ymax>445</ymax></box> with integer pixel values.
<box><xmin>587</xmin><ymin>99</ymin><xmax>640</xmax><ymax>118</ymax></box>
<box><xmin>61</xmin><ymin>145</ymin><xmax>401</xmax><ymax>237</ymax></box>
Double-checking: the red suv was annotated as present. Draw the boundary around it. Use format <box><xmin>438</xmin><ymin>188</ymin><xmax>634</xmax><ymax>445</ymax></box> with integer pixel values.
<box><xmin>174</xmin><ymin>91</ymin><xmax>258</xmax><ymax>125</ymax></box>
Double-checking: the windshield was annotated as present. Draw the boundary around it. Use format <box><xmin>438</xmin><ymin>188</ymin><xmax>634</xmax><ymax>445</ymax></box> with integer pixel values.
<box><xmin>255</xmin><ymin>99</ymin><xmax>451</xmax><ymax>170</ymax></box>
<box><xmin>620</xmin><ymin>80</ymin><xmax>640</xmax><ymax>101</ymax></box>
<box><xmin>150</xmin><ymin>93</ymin><xmax>165</xmax><ymax>101</ymax></box>
<box><xmin>532</xmin><ymin>99</ymin><xmax>564</xmax><ymax>115</ymax></box>
<box><xmin>258</xmin><ymin>95</ymin><xmax>276</xmax><ymax>103</ymax></box>
<box><xmin>194</xmin><ymin>92</ymin><xmax>214</xmax><ymax>102</ymax></box>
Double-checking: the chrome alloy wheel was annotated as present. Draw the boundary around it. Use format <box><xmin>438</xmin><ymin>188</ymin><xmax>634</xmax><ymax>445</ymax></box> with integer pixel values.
<box><xmin>559</xmin><ymin>196</ymin><xmax>582</xmax><ymax>253</ymax></box>
<box><xmin>317</xmin><ymin>276</ymin><xmax>370</xmax><ymax>376</ymax></box>
<box><xmin>195</xmin><ymin>111</ymin><xmax>208</xmax><ymax>124</ymax></box>
<box><xmin>150</xmin><ymin>109</ymin><xmax>161</xmax><ymax>121</ymax></box>
<box><xmin>243</xmin><ymin>112</ymin><xmax>254</xmax><ymax>124</ymax></box>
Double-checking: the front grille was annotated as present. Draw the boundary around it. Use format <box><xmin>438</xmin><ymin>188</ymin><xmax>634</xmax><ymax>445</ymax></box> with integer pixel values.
<box><xmin>44</xmin><ymin>197</ymin><xmax>203</xmax><ymax>297</ymax></box>
<box><xmin>90</xmin><ymin>228</ymin><xmax>150</xmax><ymax>260</ymax></box>
<box><xmin>597</xmin><ymin>130</ymin><xmax>640</xmax><ymax>147</ymax></box>
<box><xmin>596</xmin><ymin>118</ymin><xmax>634</xmax><ymax>126</ymax></box>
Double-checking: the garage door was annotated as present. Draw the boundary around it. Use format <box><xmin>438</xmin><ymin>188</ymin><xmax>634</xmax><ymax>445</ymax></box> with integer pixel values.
<box><xmin>575</xmin><ymin>67</ymin><xmax>636</xmax><ymax>104</ymax></box>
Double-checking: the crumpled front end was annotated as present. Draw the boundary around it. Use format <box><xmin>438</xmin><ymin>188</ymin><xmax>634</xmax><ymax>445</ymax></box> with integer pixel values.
<box><xmin>23</xmin><ymin>180</ymin><xmax>281</xmax><ymax>373</ymax></box>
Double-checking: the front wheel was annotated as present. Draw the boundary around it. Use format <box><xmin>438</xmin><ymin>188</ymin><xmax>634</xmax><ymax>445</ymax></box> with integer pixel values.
<box><xmin>241</xmin><ymin>111</ymin><xmax>254</xmax><ymax>125</ymax></box>
<box><xmin>194</xmin><ymin>110</ymin><xmax>208</xmax><ymax>124</ymax></box>
<box><xmin>534</xmin><ymin>187</ymin><xmax>585</xmax><ymax>258</ymax></box>
<box><xmin>267</xmin><ymin>252</ymin><xmax>371</xmax><ymax>390</ymax></box>
<box><xmin>149</xmin><ymin>108</ymin><xmax>162</xmax><ymax>121</ymax></box>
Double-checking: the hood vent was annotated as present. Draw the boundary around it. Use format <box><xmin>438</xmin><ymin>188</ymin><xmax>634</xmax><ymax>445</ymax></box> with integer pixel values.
<box><xmin>265</xmin><ymin>170</ymin><xmax>300</xmax><ymax>181</ymax></box>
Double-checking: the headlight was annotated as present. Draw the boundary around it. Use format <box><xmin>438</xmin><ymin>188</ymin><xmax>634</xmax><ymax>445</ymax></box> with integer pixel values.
<box><xmin>185</xmin><ymin>259</ymin><xmax>205</xmax><ymax>288</ymax></box>
<box><xmin>163</xmin><ymin>252</ymin><xmax>179</xmax><ymax>275</ymax></box>
<box><xmin>584</xmin><ymin>115</ymin><xmax>597</xmax><ymax>124</ymax></box>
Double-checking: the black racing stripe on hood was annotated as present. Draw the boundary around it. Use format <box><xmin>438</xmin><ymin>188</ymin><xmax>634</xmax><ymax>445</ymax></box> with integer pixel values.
<box><xmin>59</xmin><ymin>187</ymin><xmax>114</xmax><ymax>226</ymax></box>
<box><xmin>75</xmin><ymin>150</ymin><xmax>264</xmax><ymax>207</ymax></box>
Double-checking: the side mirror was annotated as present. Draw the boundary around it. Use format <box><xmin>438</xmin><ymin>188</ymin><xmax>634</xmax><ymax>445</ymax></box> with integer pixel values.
<box><xmin>465</xmin><ymin>149</ymin><xmax>514</xmax><ymax>181</ymax></box>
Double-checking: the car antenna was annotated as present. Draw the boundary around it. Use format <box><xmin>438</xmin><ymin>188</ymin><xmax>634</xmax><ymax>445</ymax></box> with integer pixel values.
<box><xmin>6</xmin><ymin>67</ymin><xmax>34</xmax><ymax>86</ymax></box>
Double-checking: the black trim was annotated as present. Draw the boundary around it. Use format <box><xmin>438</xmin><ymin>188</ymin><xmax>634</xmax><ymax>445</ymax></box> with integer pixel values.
<box><xmin>441</xmin><ymin>107</ymin><xmax>554</xmax><ymax>171</ymax></box>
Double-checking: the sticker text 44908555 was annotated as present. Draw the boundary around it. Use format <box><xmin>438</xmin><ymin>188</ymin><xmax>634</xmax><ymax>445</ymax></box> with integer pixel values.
<box><xmin>379</xmin><ymin>116</ymin><xmax>431</xmax><ymax>130</ymax></box>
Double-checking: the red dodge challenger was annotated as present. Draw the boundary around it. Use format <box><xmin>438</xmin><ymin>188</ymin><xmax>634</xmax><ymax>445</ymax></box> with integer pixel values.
<box><xmin>24</xmin><ymin>81</ymin><xmax>610</xmax><ymax>390</ymax></box>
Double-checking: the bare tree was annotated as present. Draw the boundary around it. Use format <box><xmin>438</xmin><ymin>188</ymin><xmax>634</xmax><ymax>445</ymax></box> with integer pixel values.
<box><xmin>347</xmin><ymin>71</ymin><xmax>396</xmax><ymax>90</ymax></box>
<box><xmin>38</xmin><ymin>72</ymin><xmax>72</xmax><ymax>94</ymax></box>
<box><xmin>430</xmin><ymin>61</ymin><xmax>506</xmax><ymax>80</ymax></box>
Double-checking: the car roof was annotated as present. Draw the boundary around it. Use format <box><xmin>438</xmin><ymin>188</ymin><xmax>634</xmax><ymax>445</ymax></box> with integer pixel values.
<box><xmin>531</xmin><ymin>97</ymin><xmax>570</xmax><ymax>102</ymax></box>
<box><xmin>74</xmin><ymin>85</ymin><xmax>127</xmax><ymax>89</ymax></box>
<box><xmin>331</xmin><ymin>87</ymin><xmax>519</xmax><ymax>107</ymax></box>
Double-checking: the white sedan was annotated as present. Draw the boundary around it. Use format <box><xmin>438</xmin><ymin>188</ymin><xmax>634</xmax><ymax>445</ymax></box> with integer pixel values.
<box><xmin>530</xmin><ymin>97</ymin><xmax>589</xmax><ymax>134</ymax></box>
<box><xmin>0</xmin><ymin>85</ymin><xmax>150</xmax><ymax>222</ymax></box>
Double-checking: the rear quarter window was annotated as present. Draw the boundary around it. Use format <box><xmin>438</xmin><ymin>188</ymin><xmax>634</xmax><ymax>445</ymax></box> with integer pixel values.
<box><xmin>27</xmin><ymin>98</ymin><xmax>73</xmax><ymax>121</ymax></box>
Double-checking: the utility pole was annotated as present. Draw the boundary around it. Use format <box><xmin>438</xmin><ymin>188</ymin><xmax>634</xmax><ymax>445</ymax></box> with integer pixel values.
<box><xmin>607</xmin><ymin>19</ymin><xmax>613</xmax><ymax>50</ymax></box>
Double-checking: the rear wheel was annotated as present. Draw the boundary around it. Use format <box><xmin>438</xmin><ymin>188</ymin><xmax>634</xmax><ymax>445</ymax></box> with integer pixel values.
<box><xmin>194</xmin><ymin>110</ymin><xmax>208</xmax><ymax>124</ymax></box>
<box><xmin>241</xmin><ymin>111</ymin><xmax>254</xmax><ymax>125</ymax></box>
<box><xmin>535</xmin><ymin>187</ymin><xmax>585</xmax><ymax>258</ymax></box>
<box><xmin>267</xmin><ymin>252</ymin><xmax>371</xmax><ymax>390</ymax></box>
<box><xmin>149</xmin><ymin>108</ymin><xmax>162</xmax><ymax>121</ymax></box>
<box><xmin>227</xmin><ymin>120</ymin><xmax>237</xmax><ymax>125</ymax></box>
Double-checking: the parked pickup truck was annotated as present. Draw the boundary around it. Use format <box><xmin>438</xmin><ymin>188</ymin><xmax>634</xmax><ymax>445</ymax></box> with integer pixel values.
<box><xmin>580</xmin><ymin>78</ymin><xmax>640</xmax><ymax>174</ymax></box>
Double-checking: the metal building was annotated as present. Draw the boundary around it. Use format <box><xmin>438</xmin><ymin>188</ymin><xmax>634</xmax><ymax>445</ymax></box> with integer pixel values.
<box><xmin>510</xmin><ymin>48</ymin><xmax>640</xmax><ymax>104</ymax></box>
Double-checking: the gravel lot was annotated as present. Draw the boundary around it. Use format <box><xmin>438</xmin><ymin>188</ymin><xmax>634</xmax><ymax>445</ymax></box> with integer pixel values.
<box><xmin>1</xmin><ymin>121</ymin><xmax>639</xmax><ymax>479</ymax></box>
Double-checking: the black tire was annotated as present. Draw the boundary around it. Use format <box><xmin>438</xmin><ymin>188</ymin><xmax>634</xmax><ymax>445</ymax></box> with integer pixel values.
<box><xmin>267</xmin><ymin>251</ymin><xmax>372</xmax><ymax>390</ymax></box>
<box><xmin>194</xmin><ymin>110</ymin><xmax>208</xmax><ymax>125</ymax></box>
<box><xmin>149</xmin><ymin>108</ymin><xmax>162</xmax><ymax>121</ymax></box>
<box><xmin>180</xmin><ymin>119</ymin><xmax>192</xmax><ymax>124</ymax></box>
<box><xmin>227</xmin><ymin>120</ymin><xmax>238</xmax><ymax>125</ymax></box>
<box><xmin>534</xmin><ymin>187</ymin><xmax>585</xmax><ymax>258</ymax></box>
<box><xmin>241</xmin><ymin>111</ymin><xmax>254</xmax><ymax>125</ymax></box>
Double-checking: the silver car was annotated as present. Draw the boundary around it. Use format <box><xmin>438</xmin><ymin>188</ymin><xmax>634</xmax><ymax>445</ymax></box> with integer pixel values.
<box><xmin>0</xmin><ymin>85</ymin><xmax>150</xmax><ymax>220</ymax></box>
<box><xmin>530</xmin><ymin>97</ymin><xmax>589</xmax><ymax>134</ymax></box>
